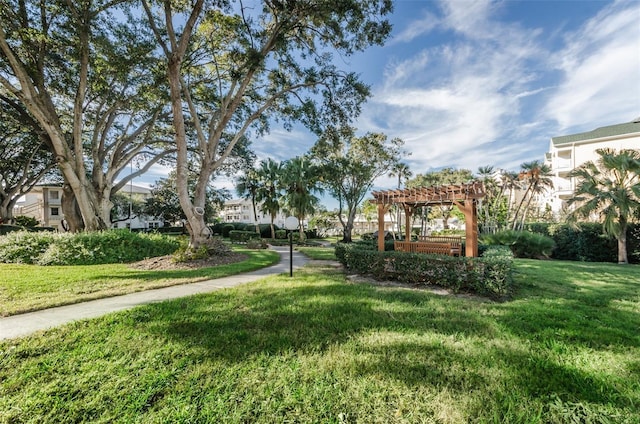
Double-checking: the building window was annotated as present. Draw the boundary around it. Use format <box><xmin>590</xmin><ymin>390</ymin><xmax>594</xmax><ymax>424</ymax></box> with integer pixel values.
<box><xmin>50</xmin><ymin>207</ymin><xmax>59</xmax><ymax>216</ymax></box>
<box><xmin>50</xmin><ymin>190</ymin><xmax>59</xmax><ymax>199</ymax></box>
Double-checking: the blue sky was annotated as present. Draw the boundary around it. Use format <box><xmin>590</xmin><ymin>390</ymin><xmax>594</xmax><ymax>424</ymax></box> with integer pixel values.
<box><xmin>142</xmin><ymin>0</ymin><xmax>640</xmax><ymax>208</ymax></box>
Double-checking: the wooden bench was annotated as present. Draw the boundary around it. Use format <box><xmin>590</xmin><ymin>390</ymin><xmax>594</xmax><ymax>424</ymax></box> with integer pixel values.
<box><xmin>394</xmin><ymin>241</ymin><xmax>459</xmax><ymax>256</ymax></box>
<box><xmin>417</xmin><ymin>236</ymin><xmax>462</xmax><ymax>256</ymax></box>
<box><xmin>394</xmin><ymin>241</ymin><xmax>416</xmax><ymax>252</ymax></box>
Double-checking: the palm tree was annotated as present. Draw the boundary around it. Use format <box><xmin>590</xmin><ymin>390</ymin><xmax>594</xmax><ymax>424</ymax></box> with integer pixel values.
<box><xmin>567</xmin><ymin>148</ymin><xmax>640</xmax><ymax>264</ymax></box>
<box><xmin>388</xmin><ymin>162</ymin><xmax>412</xmax><ymax>236</ymax></box>
<box><xmin>255</xmin><ymin>158</ymin><xmax>283</xmax><ymax>239</ymax></box>
<box><xmin>236</xmin><ymin>167</ymin><xmax>260</xmax><ymax>233</ymax></box>
<box><xmin>498</xmin><ymin>170</ymin><xmax>519</xmax><ymax>228</ymax></box>
<box><xmin>280</xmin><ymin>156</ymin><xmax>323</xmax><ymax>240</ymax></box>
<box><xmin>476</xmin><ymin>165</ymin><xmax>495</xmax><ymax>230</ymax></box>
<box><xmin>512</xmin><ymin>160</ymin><xmax>553</xmax><ymax>230</ymax></box>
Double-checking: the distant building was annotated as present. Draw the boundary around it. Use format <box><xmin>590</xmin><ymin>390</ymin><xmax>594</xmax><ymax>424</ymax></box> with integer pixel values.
<box><xmin>110</xmin><ymin>184</ymin><xmax>163</xmax><ymax>230</ymax></box>
<box><xmin>13</xmin><ymin>184</ymin><xmax>64</xmax><ymax>230</ymax></box>
<box><xmin>13</xmin><ymin>184</ymin><xmax>163</xmax><ymax>231</ymax></box>
<box><xmin>220</xmin><ymin>198</ymin><xmax>287</xmax><ymax>227</ymax></box>
<box><xmin>544</xmin><ymin>119</ymin><xmax>640</xmax><ymax>214</ymax></box>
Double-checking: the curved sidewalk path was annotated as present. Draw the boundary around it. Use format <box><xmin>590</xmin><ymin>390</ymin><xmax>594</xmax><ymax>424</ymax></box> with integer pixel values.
<box><xmin>0</xmin><ymin>246</ymin><xmax>309</xmax><ymax>341</ymax></box>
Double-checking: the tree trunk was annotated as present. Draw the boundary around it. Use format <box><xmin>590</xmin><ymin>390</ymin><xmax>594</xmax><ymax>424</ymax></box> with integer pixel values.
<box><xmin>0</xmin><ymin>197</ymin><xmax>17</xmax><ymax>224</ymax></box>
<box><xmin>270</xmin><ymin>215</ymin><xmax>276</xmax><ymax>239</ymax></box>
<box><xmin>98</xmin><ymin>194</ymin><xmax>114</xmax><ymax>230</ymax></box>
<box><xmin>252</xmin><ymin>198</ymin><xmax>259</xmax><ymax>233</ymax></box>
<box><xmin>61</xmin><ymin>185</ymin><xmax>85</xmax><ymax>232</ymax></box>
<box><xmin>342</xmin><ymin>207</ymin><xmax>358</xmax><ymax>243</ymax></box>
<box><xmin>298</xmin><ymin>215</ymin><xmax>305</xmax><ymax>241</ymax></box>
<box><xmin>441</xmin><ymin>206</ymin><xmax>451</xmax><ymax>230</ymax></box>
<box><xmin>618</xmin><ymin>221</ymin><xmax>628</xmax><ymax>264</ymax></box>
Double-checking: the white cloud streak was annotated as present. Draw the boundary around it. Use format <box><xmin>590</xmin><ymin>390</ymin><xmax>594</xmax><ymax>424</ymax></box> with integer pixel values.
<box><xmin>360</xmin><ymin>0</ymin><xmax>639</xmax><ymax>191</ymax></box>
<box><xmin>544</xmin><ymin>1</ymin><xmax>640</xmax><ymax>130</ymax></box>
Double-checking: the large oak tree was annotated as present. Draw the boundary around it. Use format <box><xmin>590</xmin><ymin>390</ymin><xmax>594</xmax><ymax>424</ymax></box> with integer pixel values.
<box><xmin>143</xmin><ymin>0</ymin><xmax>393</xmax><ymax>248</ymax></box>
<box><xmin>0</xmin><ymin>0</ymin><xmax>174</xmax><ymax>231</ymax></box>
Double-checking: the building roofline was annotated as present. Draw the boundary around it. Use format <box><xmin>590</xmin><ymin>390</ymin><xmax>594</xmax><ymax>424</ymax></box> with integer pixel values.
<box><xmin>551</xmin><ymin>119</ymin><xmax>640</xmax><ymax>146</ymax></box>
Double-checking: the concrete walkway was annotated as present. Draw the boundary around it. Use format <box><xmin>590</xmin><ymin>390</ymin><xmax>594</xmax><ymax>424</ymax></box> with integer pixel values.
<box><xmin>0</xmin><ymin>246</ymin><xmax>309</xmax><ymax>341</ymax></box>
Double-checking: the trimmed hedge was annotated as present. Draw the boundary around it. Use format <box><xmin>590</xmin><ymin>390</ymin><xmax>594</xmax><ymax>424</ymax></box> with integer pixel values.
<box><xmin>228</xmin><ymin>230</ymin><xmax>262</xmax><ymax>244</ymax></box>
<box><xmin>210</xmin><ymin>222</ymin><xmax>280</xmax><ymax>238</ymax></box>
<box><xmin>335</xmin><ymin>243</ymin><xmax>514</xmax><ymax>298</ymax></box>
<box><xmin>0</xmin><ymin>230</ymin><xmax>180</xmax><ymax>265</ymax></box>
<box><xmin>0</xmin><ymin>224</ymin><xmax>58</xmax><ymax>235</ymax></box>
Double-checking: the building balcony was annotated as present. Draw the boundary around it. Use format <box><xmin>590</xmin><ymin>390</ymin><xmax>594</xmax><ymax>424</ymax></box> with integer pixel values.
<box><xmin>554</xmin><ymin>158</ymin><xmax>572</xmax><ymax>170</ymax></box>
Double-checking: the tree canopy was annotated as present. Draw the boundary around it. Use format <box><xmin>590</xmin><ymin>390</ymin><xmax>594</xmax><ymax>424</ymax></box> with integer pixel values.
<box><xmin>142</xmin><ymin>0</ymin><xmax>394</xmax><ymax>247</ymax></box>
<box><xmin>0</xmin><ymin>0</ymin><xmax>174</xmax><ymax>230</ymax></box>
<box><xmin>311</xmin><ymin>127</ymin><xmax>404</xmax><ymax>242</ymax></box>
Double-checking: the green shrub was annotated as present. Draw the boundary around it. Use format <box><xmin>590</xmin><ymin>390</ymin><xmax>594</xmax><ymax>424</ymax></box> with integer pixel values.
<box><xmin>27</xmin><ymin>226</ymin><xmax>56</xmax><ymax>232</ymax></box>
<box><xmin>0</xmin><ymin>224</ymin><xmax>24</xmax><ymax>235</ymax></box>
<box><xmin>480</xmin><ymin>230</ymin><xmax>554</xmax><ymax>259</ymax></box>
<box><xmin>481</xmin><ymin>245</ymin><xmax>514</xmax><ymax>259</ymax></box>
<box><xmin>229</xmin><ymin>230</ymin><xmax>262</xmax><ymax>244</ymax></box>
<box><xmin>246</xmin><ymin>238</ymin><xmax>268</xmax><ymax>249</ymax></box>
<box><xmin>14</xmin><ymin>215</ymin><xmax>38</xmax><ymax>227</ymax></box>
<box><xmin>221</xmin><ymin>224</ymin><xmax>235</xmax><ymax>238</ymax></box>
<box><xmin>258</xmin><ymin>224</ymin><xmax>277</xmax><ymax>238</ymax></box>
<box><xmin>152</xmin><ymin>226</ymin><xmax>186</xmax><ymax>234</ymax></box>
<box><xmin>523</xmin><ymin>222</ymin><xmax>640</xmax><ymax>263</ymax></box>
<box><xmin>335</xmin><ymin>243</ymin><xmax>514</xmax><ymax>298</ymax></box>
<box><xmin>38</xmin><ymin>230</ymin><xmax>180</xmax><ymax>265</ymax></box>
<box><xmin>0</xmin><ymin>230</ymin><xmax>180</xmax><ymax>265</ymax></box>
<box><xmin>275</xmin><ymin>229</ymin><xmax>287</xmax><ymax>239</ymax></box>
<box><xmin>0</xmin><ymin>231</ymin><xmax>56</xmax><ymax>264</ymax></box>
<box><xmin>171</xmin><ymin>238</ymin><xmax>231</xmax><ymax>262</ymax></box>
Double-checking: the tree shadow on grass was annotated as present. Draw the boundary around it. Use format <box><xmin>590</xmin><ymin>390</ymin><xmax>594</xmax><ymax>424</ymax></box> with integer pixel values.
<box><xmin>500</xmin><ymin>261</ymin><xmax>640</xmax><ymax>349</ymax></box>
<box><xmin>128</xmin><ymin>267</ymin><xmax>635</xmax><ymax>410</ymax></box>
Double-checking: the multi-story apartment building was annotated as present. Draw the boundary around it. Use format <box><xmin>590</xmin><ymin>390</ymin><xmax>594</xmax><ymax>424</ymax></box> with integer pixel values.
<box><xmin>13</xmin><ymin>184</ymin><xmax>162</xmax><ymax>231</ymax></box>
<box><xmin>544</xmin><ymin>118</ymin><xmax>640</xmax><ymax>214</ymax></box>
<box><xmin>220</xmin><ymin>198</ymin><xmax>288</xmax><ymax>227</ymax></box>
<box><xmin>12</xmin><ymin>184</ymin><xmax>65</xmax><ymax>230</ymax></box>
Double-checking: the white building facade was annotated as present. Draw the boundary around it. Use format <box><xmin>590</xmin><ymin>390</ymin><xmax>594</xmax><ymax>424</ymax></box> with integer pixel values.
<box><xmin>544</xmin><ymin>119</ymin><xmax>640</xmax><ymax>214</ymax></box>
<box><xmin>13</xmin><ymin>185</ymin><xmax>64</xmax><ymax>230</ymax></box>
<box><xmin>220</xmin><ymin>198</ymin><xmax>288</xmax><ymax>227</ymax></box>
<box><xmin>14</xmin><ymin>184</ymin><xmax>163</xmax><ymax>231</ymax></box>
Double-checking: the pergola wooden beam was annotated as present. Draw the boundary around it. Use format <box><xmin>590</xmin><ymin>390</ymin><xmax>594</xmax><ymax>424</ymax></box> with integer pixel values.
<box><xmin>370</xmin><ymin>181</ymin><xmax>486</xmax><ymax>257</ymax></box>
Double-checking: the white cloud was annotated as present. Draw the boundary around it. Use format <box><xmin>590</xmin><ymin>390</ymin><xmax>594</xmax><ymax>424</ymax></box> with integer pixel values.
<box><xmin>437</xmin><ymin>0</ymin><xmax>496</xmax><ymax>39</ymax></box>
<box><xmin>391</xmin><ymin>11</ymin><xmax>440</xmax><ymax>44</ymax></box>
<box><xmin>253</xmin><ymin>127</ymin><xmax>314</xmax><ymax>163</ymax></box>
<box><xmin>545</xmin><ymin>1</ymin><xmax>640</xmax><ymax>130</ymax></box>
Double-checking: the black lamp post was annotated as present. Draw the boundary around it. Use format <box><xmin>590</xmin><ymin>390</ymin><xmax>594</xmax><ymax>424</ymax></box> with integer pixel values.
<box><xmin>284</xmin><ymin>216</ymin><xmax>299</xmax><ymax>277</ymax></box>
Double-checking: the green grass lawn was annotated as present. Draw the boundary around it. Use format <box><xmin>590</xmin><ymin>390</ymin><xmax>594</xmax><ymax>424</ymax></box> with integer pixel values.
<box><xmin>0</xmin><ymin>248</ymin><xmax>280</xmax><ymax>316</ymax></box>
<box><xmin>1</xmin><ymin>259</ymin><xmax>639</xmax><ymax>422</ymax></box>
<box><xmin>297</xmin><ymin>246</ymin><xmax>338</xmax><ymax>261</ymax></box>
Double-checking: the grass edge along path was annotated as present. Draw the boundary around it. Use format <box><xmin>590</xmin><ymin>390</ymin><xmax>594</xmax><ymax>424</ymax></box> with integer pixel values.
<box><xmin>0</xmin><ymin>260</ymin><xmax>638</xmax><ymax>422</ymax></box>
<box><xmin>0</xmin><ymin>248</ymin><xmax>280</xmax><ymax>316</ymax></box>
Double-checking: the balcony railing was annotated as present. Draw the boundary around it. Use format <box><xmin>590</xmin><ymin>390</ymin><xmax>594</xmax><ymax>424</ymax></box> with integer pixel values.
<box><xmin>555</xmin><ymin>158</ymin><xmax>572</xmax><ymax>170</ymax></box>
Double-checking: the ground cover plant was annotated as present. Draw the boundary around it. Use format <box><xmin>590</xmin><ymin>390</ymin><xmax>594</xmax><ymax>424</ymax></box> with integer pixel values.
<box><xmin>0</xmin><ymin>230</ymin><xmax>180</xmax><ymax>265</ymax></box>
<box><xmin>0</xmin><ymin>249</ymin><xmax>279</xmax><ymax>316</ymax></box>
<box><xmin>1</xmin><ymin>260</ymin><xmax>638</xmax><ymax>422</ymax></box>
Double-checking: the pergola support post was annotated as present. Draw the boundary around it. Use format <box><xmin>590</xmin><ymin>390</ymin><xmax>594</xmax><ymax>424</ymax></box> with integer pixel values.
<box><xmin>376</xmin><ymin>204</ymin><xmax>389</xmax><ymax>252</ymax></box>
<box><xmin>455</xmin><ymin>199</ymin><xmax>479</xmax><ymax>257</ymax></box>
<box><xmin>403</xmin><ymin>205</ymin><xmax>413</xmax><ymax>241</ymax></box>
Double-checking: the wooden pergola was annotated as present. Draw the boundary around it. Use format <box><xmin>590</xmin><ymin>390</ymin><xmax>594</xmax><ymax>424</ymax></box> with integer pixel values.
<box><xmin>370</xmin><ymin>181</ymin><xmax>486</xmax><ymax>257</ymax></box>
